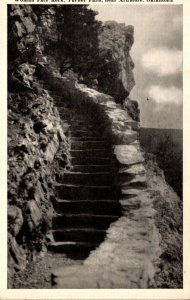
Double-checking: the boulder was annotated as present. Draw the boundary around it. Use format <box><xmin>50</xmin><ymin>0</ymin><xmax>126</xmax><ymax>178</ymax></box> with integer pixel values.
<box><xmin>114</xmin><ymin>144</ymin><xmax>145</xmax><ymax>166</ymax></box>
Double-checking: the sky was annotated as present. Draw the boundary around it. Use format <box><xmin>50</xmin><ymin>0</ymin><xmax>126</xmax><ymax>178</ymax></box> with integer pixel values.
<box><xmin>90</xmin><ymin>5</ymin><xmax>183</xmax><ymax>129</ymax></box>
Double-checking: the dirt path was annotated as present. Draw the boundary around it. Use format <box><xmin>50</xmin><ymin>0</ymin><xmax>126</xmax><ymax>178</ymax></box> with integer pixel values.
<box><xmin>12</xmin><ymin>251</ymin><xmax>83</xmax><ymax>289</ymax></box>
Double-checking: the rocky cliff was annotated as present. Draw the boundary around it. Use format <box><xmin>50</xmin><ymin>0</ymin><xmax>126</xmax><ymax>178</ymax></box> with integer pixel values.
<box><xmin>8</xmin><ymin>5</ymin><xmax>70</xmax><ymax>285</ymax></box>
<box><xmin>98</xmin><ymin>21</ymin><xmax>135</xmax><ymax>103</ymax></box>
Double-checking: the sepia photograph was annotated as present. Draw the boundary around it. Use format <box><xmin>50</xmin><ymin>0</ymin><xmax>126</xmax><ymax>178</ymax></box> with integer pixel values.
<box><xmin>5</xmin><ymin>0</ymin><xmax>185</xmax><ymax>294</ymax></box>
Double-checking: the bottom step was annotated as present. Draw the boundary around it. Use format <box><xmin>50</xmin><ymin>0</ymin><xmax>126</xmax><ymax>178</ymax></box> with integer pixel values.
<box><xmin>48</xmin><ymin>241</ymin><xmax>98</xmax><ymax>254</ymax></box>
<box><xmin>72</xmin><ymin>165</ymin><xmax>112</xmax><ymax>173</ymax></box>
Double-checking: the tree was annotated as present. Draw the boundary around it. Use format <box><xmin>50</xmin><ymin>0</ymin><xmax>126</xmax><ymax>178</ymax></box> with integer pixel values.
<box><xmin>54</xmin><ymin>5</ymin><xmax>102</xmax><ymax>79</ymax></box>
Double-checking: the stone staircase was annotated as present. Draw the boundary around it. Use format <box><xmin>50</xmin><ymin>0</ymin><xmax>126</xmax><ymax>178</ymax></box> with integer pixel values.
<box><xmin>47</xmin><ymin>106</ymin><xmax>122</xmax><ymax>259</ymax></box>
<box><xmin>38</xmin><ymin>73</ymin><xmax>162</xmax><ymax>288</ymax></box>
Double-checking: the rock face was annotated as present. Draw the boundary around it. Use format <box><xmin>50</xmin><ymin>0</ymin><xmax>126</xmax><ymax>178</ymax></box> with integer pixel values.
<box><xmin>98</xmin><ymin>21</ymin><xmax>135</xmax><ymax>103</ymax></box>
<box><xmin>7</xmin><ymin>5</ymin><xmax>70</xmax><ymax>286</ymax></box>
<box><xmin>8</xmin><ymin>5</ymin><xmax>39</xmax><ymax>67</ymax></box>
<box><xmin>8</xmin><ymin>71</ymin><xmax>69</xmax><ymax>284</ymax></box>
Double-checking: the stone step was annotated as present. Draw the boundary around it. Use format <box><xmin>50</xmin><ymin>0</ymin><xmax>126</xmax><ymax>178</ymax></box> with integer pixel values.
<box><xmin>72</xmin><ymin>164</ymin><xmax>112</xmax><ymax>173</ymax></box>
<box><xmin>50</xmin><ymin>228</ymin><xmax>106</xmax><ymax>243</ymax></box>
<box><xmin>69</xmin><ymin>129</ymin><xmax>102</xmax><ymax>135</ymax></box>
<box><xmin>71</xmin><ymin>156</ymin><xmax>111</xmax><ymax>165</ymax></box>
<box><xmin>48</xmin><ymin>241</ymin><xmax>97</xmax><ymax>254</ymax></box>
<box><xmin>52</xmin><ymin>214</ymin><xmax>119</xmax><ymax>229</ymax></box>
<box><xmin>62</xmin><ymin>172</ymin><xmax>114</xmax><ymax>185</ymax></box>
<box><xmin>71</xmin><ymin>141</ymin><xmax>111</xmax><ymax>150</ymax></box>
<box><xmin>70</xmin><ymin>149</ymin><xmax>112</xmax><ymax>159</ymax></box>
<box><xmin>68</xmin><ymin>131</ymin><xmax>101</xmax><ymax>138</ymax></box>
<box><xmin>69</xmin><ymin>124</ymin><xmax>100</xmax><ymax>131</ymax></box>
<box><xmin>54</xmin><ymin>199</ymin><xmax>122</xmax><ymax>215</ymax></box>
<box><xmin>68</xmin><ymin>120</ymin><xmax>95</xmax><ymax>126</ymax></box>
<box><xmin>58</xmin><ymin>112</ymin><xmax>92</xmax><ymax>123</ymax></box>
<box><xmin>55</xmin><ymin>184</ymin><xmax>117</xmax><ymax>200</ymax></box>
<box><xmin>70</xmin><ymin>137</ymin><xmax>108</xmax><ymax>142</ymax></box>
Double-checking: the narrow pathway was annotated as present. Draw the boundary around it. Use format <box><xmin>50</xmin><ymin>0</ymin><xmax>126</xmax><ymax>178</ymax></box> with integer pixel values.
<box><xmin>44</xmin><ymin>94</ymin><xmax>160</xmax><ymax>288</ymax></box>
<box><xmin>47</xmin><ymin>102</ymin><xmax>122</xmax><ymax>260</ymax></box>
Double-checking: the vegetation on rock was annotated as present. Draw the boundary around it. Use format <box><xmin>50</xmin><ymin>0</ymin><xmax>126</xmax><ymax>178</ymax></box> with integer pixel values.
<box><xmin>27</xmin><ymin>5</ymin><xmax>135</xmax><ymax>102</ymax></box>
<box><xmin>55</xmin><ymin>6</ymin><xmax>101</xmax><ymax>77</ymax></box>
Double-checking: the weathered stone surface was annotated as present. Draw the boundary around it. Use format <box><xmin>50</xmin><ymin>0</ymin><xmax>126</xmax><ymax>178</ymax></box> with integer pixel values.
<box><xmin>125</xmin><ymin>119</ymin><xmax>140</xmax><ymax>131</ymax></box>
<box><xmin>13</xmin><ymin>21</ymin><xmax>26</xmax><ymax>37</ymax></box>
<box><xmin>114</xmin><ymin>144</ymin><xmax>144</xmax><ymax>166</ymax></box>
<box><xmin>8</xmin><ymin>61</ymin><xmax>67</xmax><ymax>282</ymax></box>
<box><xmin>9</xmin><ymin>63</ymin><xmax>36</xmax><ymax>92</ymax></box>
<box><xmin>34</xmin><ymin>181</ymin><xmax>45</xmax><ymax>205</ymax></box>
<box><xmin>121</xmin><ymin>188</ymin><xmax>149</xmax><ymax>198</ymax></box>
<box><xmin>22</xmin><ymin>16</ymin><xmax>36</xmax><ymax>33</ymax></box>
<box><xmin>8</xmin><ymin>233</ymin><xmax>26</xmax><ymax>274</ymax></box>
<box><xmin>26</xmin><ymin>200</ymin><xmax>42</xmax><ymax>231</ymax></box>
<box><xmin>8</xmin><ymin>206</ymin><xmax>23</xmax><ymax>237</ymax></box>
<box><xmin>120</xmin><ymin>174</ymin><xmax>147</xmax><ymax>188</ymax></box>
<box><xmin>119</xmin><ymin>197</ymin><xmax>141</xmax><ymax>210</ymax></box>
<box><xmin>119</xmin><ymin>129</ymin><xmax>138</xmax><ymax>144</ymax></box>
<box><xmin>124</xmin><ymin>98</ymin><xmax>140</xmax><ymax>122</ymax></box>
<box><xmin>52</xmin><ymin>264</ymin><xmax>144</xmax><ymax>288</ymax></box>
<box><xmin>119</xmin><ymin>163</ymin><xmax>145</xmax><ymax>175</ymax></box>
<box><xmin>44</xmin><ymin>134</ymin><xmax>59</xmax><ymax>162</ymax></box>
<box><xmin>8</xmin><ymin>4</ymin><xmax>42</xmax><ymax>82</ymax></box>
<box><xmin>99</xmin><ymin>21</ymin><xmax>135</xmax><ymax>102</ymax></box>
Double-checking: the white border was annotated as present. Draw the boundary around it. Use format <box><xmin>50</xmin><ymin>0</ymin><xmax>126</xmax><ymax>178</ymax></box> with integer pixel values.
<box><xmin>1</xmin><ymin>0</ymin><xmax>190</xmax><ymax>299</ymax></box>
